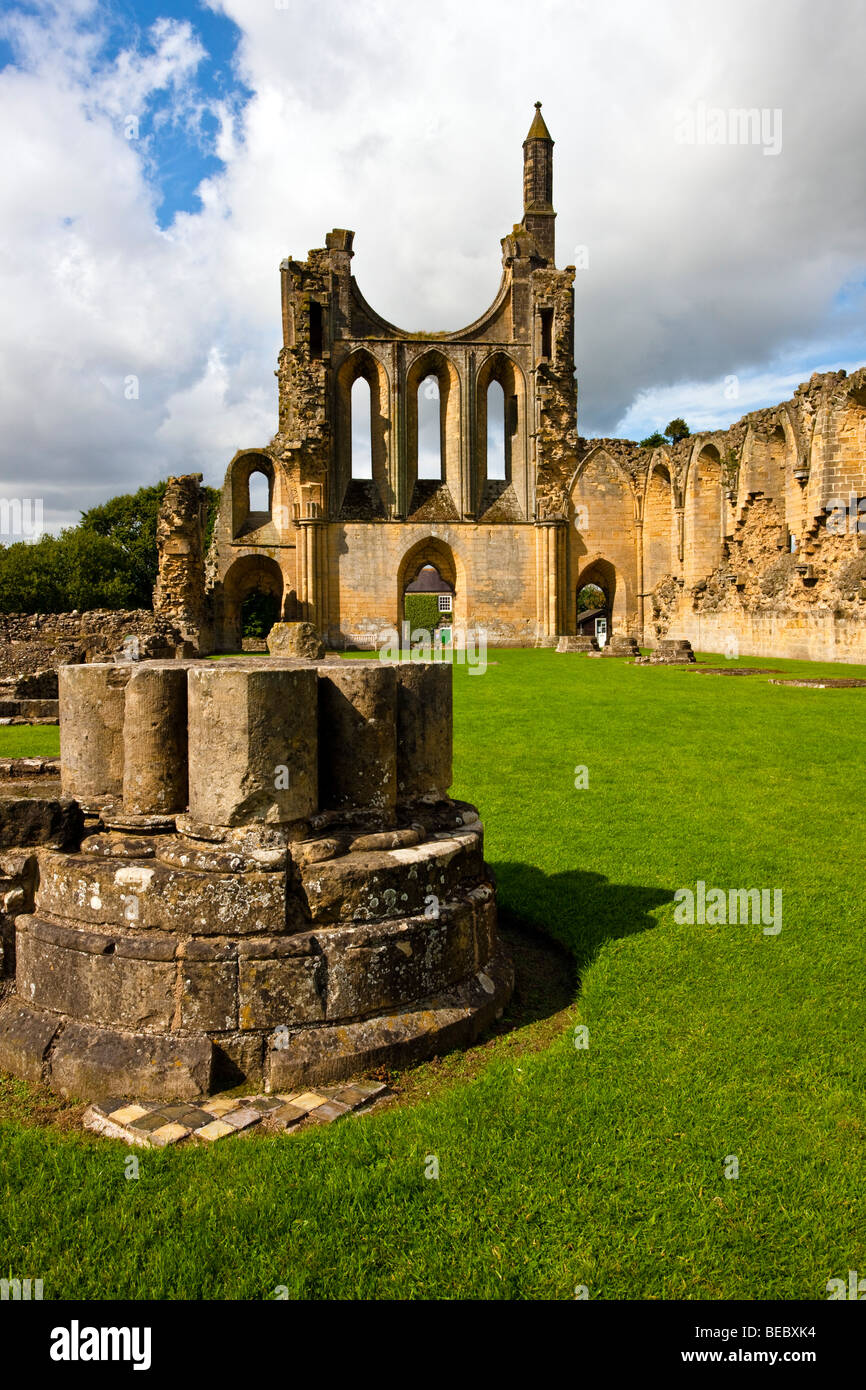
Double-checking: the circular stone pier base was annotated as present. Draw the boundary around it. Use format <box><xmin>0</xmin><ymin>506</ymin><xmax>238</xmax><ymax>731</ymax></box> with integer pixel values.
<box><xmin>0</xmin><ymin>658</ymin><xmax>512</xmax><ymax>1100</ymax></box>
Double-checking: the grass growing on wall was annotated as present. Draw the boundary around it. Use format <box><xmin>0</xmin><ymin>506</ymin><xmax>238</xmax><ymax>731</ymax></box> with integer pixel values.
<box><xmin>1</xmin><ymin>648</ymin><xmax>865</xmax><ymax>1299</ymax></box>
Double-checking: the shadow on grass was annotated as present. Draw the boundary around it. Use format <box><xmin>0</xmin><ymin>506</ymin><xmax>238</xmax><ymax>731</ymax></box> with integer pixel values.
<box><xmin>490</xmin><ymin>862</ymin><xmax>675</xmax><ymax>1033</ymax></box>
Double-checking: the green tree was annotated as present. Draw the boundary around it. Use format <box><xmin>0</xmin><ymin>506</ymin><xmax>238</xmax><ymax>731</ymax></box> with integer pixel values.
<box><xmin>0</xmin><ymin>536</ymin><xmax>66</xmax><ymax>613</ymax></box>
<box><xmin>242</xmin><ymin>587</ymin><xmax>280</xmax><ymax>639</ymax></box>
<box><xmin>0</xmin><ymin>479</ymin><xmax>223</xmax><ymax>615</ymax></box>
<box><xmin>0</xmin><ymin>529</ymin><xmax>141</xmax><ymax>613</ymax></box>
<box><xmin>78</xmin><ymin>483</ymin><xmax>167</xmax><ymax>608</ymax></box>
<box><xmin>639</xmin><ymin>432</ymin><xmax>667</xmax><ymax>448</ymax></box>
<box><xmin>664</xmin><ymin>418</ymin><xmax>691</xmax><ymax>444</ymax></box>
<box><xmin>577</xmin><ymin>584</ymin><xmax>606</xmax><ymax>614</ymax></box>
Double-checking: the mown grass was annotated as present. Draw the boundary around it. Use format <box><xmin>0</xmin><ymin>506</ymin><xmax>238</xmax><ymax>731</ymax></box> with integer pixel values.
<box><xmin>0</xmin><ymin>724</ymin><xmax>59</xmax><ymax>758</ymax></box>
<box><xmin>1</xmin><ymin>648</ymin><xmax>864</xmax><ymax>1300</ymax></box>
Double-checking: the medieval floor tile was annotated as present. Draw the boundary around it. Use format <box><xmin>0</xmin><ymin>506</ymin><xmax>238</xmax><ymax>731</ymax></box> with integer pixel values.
<box><xmin>306</xmin><ymin>1099</ymin><xmax>350</xmax><ymax>1124</ymax></box>
<box><xmin>352</xmin><ymin>1082</ymin><xmax>387</xmax><ymax>1100</ymax></box>
<box><xmin>331</xmin><ymin>1085</ymin><xmax>374</xmax><ymax>1108</ymax></box>
<box><xmin>195</xmin><ymin>1119</ymin><xmax>235</xmax><ymax>1142</ymax></box>
<box><xmin>247</xmin><ymin>1096</ymin><xmax>283</xmax><ymax>1113</ymax></box>
<box><xmin>270</xmin><ymin>1102</ymin><xmax>306</xmax><ymax>1128</ymax></box>
<box><xmin>222</xmin><ymin>1106</ymin><xmax>263</xmax><ymax>1131</ymax></box>
<box><xmin>129</xmin><ymin>1110</ymin><xmax>171</xmax><ymax>1133</ymax></box>
<box><xmin>108</xmin><ymin>1103</ymin><xmax>150</xmax><ymax>1125</ymax></box>
<box><xmin>96</xmin><ymin>1097</ymin><xmax>130</xmax><ymax>1117</ymax></box>
<box><xmin>149</xmin><ymin>1122</ymin><xmax>191</xmax><ymax>1147</ymax></box>
<box><xmin>158</xmin><ymin>1104</ymin><xmax>197</xmax><ymax>1122</ymax></box>
<box><xmin>287</xmin><ymin>1091</ymin><xmax>328</xmax><ymax>1114</ymax></box>
<box><xmin>178</xmin><ymin>1107</ymin><xmax>217</xmax><ymax>1130</ymax></box>
<box><xmin>82</xmin><ymin>1081</ymin><xmax>390</xmax><ymax>1142</ymax></box>
<box><xmin>200</xmin><ymin>1096</ymin><xmax>238</xmax><ymax>1118</ymax></box>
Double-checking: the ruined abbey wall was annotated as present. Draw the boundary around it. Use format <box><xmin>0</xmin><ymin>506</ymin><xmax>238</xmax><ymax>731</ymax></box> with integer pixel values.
<box><xmin>152</xmin><ymin>108</ymin><xmax>866</xmax><ymax>665</ymax></box>
<box><xmin>568</xmin><ymin>368</ymin><xmax>866</xmax><ymax>663</ymax></box>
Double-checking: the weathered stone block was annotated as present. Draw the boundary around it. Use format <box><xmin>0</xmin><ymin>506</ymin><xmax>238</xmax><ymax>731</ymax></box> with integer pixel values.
<box><xmin>35</xmin><ymin>851</ymin><xmax>292</xmax><ymax>936</ymax></box>
<box><xmin>59</xmin><ymin>664</ymin><xmax>130</xmax><ymax>809</ymax></box>
<box><xmin>0</xmin><ymin>999</ymin><xmax>61</xmax><ymax>1083</ymax></box>
<box><xmin>210</xmin><ymin>1031</ymin><xmax>265</xmax><ymax>1089</ymax></box>
<box><xmin>265</xmin><ymin>941</ymin><xmax>513</xmax><ymax>1090</ymax></box>
<box><xmin>317</xmin><ymin>901</ymin><xmax>477</xmax><ymax>1019</ymax></box>
<box><xmin>49</xmin><ymin>1020</ymin><xmax>213</xmax><ymax>1101</ymax></box>
<box><xmin>317</xmin><ymin>663</ymin><xmax>397</xmax><ymax>815</ymax></box>
<box><xmin>298</xmin><ymin>827</ymin><xmax>484</xmax><ymax>923</ymax></box>
<box><xmin>266</xmin><ymin>622</ymin><xmax>325</xmax><ymax>660</ymax></box>
<box><xmin>16</xmin><ymin>918</ymin><xmax>176</xmax><ymax>1031</ymax></box>
<box><xmin>180</xmin><ymin>941</ymin><xmax>238</xmax><ymax>1031</ymax></box>
<box><xmin>187</xmin><ymin>666</ymin><xmax>318</xmax><ymax>827</ymax></box>
<box><xmin>238</xmin><ymin>949</ymin><xmax>325</xmax><ymax>1030</ymax></box>
<box><xmin>394</xmin><ymin>663</ymin><xmax>452</xmax><ymax>801</ymax></box>
<box><xmin>122</xmin><ymin>664</ymin><xmax>189</xmax><ymax>815</ymax></box>
<box><xmin>0</xmin><ymin>793</ymin><xmax>83</xmax><ymax>850</ymax></box>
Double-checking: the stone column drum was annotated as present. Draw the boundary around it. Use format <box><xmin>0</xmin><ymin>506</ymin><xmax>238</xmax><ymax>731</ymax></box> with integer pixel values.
<box><xmin>394</xmin><ymin>662</ymin><xmax>452</xmax><ymax>801</ymax></box>
<box><xmin>59</xmin><ymin>663</ymin><xmax>130</xmax><ymax>810</ymax></box>
<box><xmin>317</xmin><ymin>662</ymin><xmax>397</xmax><ymax>816</ymax></box>
<box><xmin>187</xmin><ymin>664</ymin><xmax>318</xmax><ymax>827</ymax></box>
<box><xmin>122</xmin><ymin>663</ymin><xmax>189</xmax><ymax>815</ymax></box>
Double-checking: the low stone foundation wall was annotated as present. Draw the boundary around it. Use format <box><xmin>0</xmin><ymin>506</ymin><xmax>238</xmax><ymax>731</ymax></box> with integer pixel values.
<box><xmin>0</xmin><ymin>698</ymin><xmax>59</xmax><ymax>725</ymax></box>
<box><xmin>0</xmin><ymin>611</ymin><xmax>187</xmax><ymax>681</ymax></box>
<box><xmin>670</xmin><ymin>610</ymin><xmax>866</xmax><ymax>664</ymax></box>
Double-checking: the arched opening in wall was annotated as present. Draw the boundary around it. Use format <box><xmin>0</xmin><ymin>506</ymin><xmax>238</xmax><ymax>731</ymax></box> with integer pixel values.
<box><xmin>248</xmin><ymin>470</ymin><xmax>271</xmax><ymax>518</ymax></box>
<box><xmin>403</xmin><ymin>563</ymin><xmax>454</xmax><ymax>644</ymax></box>
<box><xmin>241</xmin><ymin>587</ymin><xmax>280</xmax><ymax>642</ymax></box>
<box><xmin>741</xmin><ymin>423</ymin><xmax>787</xmax><ymax>508</ymax></box>
<box><xmin>221</xmin><ymin>554</ymin><xmax>284</xmax><ymax>653</ymax></box>
<box><xmin>643</xmin><ymin>462</ymin><xmax>674</xmax><ymax>594</ymax></box>
<box><xmin>231</xmin><ymin>452</ymin><xmax>278</xmax><ymax>541</ymax></box>
<box><xmin>405</xmin><ymin>352</ymin><xmax>460</xmax><ymax>520</ymax></box>
<box><xmin>417</xmin><ymin>374</ymin><xmax>443</xmax><ymax>480</ymax></box>
<box><xmin>576</xmin><ymin>577</ymin><xmax>611</xmax><ymax>646</ymax></box>
<box><xmin>397</xmin><ymin>538</ymin><xmax>459</xmax><ymax>646</ymax></box>
<box><xmin>476</xmin><ymin>353</ymin><xmax>526</xmax><ymax>520</ymax></box>
<box><xmin>569</xmin><ymin>451</ymin><xmax>636</xmax><ymax>635</ymax></box>
<box><xmin>684</xmin><ymin>444</ymin><xmax>724</xmax><ymax>587</ymax></box>
<box><xmin>486</xmin><ymin>380</ymin><xmax>507</xmax><ymax>481</ymax></box>
<box><xmin>335</xmin><ymin>351</ymin><xmax>389</xmax><ymax>519</ymax></box>
<box><xmin>769</xmin><ymin>425</ymin><xmax>786</xmax><ymax>474</ymax></box>
<box><xmin>351</xmin><ymin>376</ymin><xmax>373</xmax><ymax>480</ymax></box>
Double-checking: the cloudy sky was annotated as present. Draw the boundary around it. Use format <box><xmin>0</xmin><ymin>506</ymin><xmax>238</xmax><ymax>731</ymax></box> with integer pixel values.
<box><xmin>1</xmin><ymin>0</ymin><xmax>865</xmax><ymax>531</ymax></box>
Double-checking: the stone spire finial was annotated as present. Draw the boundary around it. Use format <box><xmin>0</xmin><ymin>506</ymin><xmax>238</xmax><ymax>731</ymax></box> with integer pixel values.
<box><xmin>526</xmin><ymin>101</ymin><xmax>553</xmax><ymax>143</ymax></box>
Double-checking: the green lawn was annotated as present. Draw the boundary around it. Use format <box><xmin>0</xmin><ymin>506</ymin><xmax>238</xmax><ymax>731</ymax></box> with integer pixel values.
<box><xmin>0</xmin><ymin>724</ymin><xmax>59</xmax><ymax>758</ymax></box>
<box><xmin>1</xmin><ymin>648</ymin><xmax>864</xmax><ymax>1300</ymax></box>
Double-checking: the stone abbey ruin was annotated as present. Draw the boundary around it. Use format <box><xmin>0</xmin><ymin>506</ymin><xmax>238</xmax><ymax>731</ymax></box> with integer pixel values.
<box><xmin>144</xmin><ymin>103</ymin><xmax>866</xmax><ymax>665</ymax></box>
<box><xmin>0</xmin><ymin>103</ymin><xmax>864</xmax><ymax>1111</ymax></box>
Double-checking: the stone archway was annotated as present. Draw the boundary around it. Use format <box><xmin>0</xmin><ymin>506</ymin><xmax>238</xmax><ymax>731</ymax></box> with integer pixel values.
<box><xmin>575</xmin><ymin>558</ymin><xmax>619</xmax><ymax>641</ymax></box>
<box><xmin>684</xmin><ymin>443</ymin><xmax>724</xmax><ymax>586</ymax></box>
<box><xmin>220</xmin><ymin>554</ymin><xmax>285</xmax><ymax>652</ymax></box>
<box><xmin>397</xmin><ymin>537</ymin><xmax>461</xmax><ymax>638</ymax></box>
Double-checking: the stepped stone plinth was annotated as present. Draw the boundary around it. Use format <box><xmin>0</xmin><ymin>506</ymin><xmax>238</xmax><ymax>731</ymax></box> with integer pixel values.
<box><xmin>651</xmin><ymin>639</ymin><xmax>696</xmax><ymax>664</ymax></box>
<box><xmin>0</xmin><ymin>658</ymin><xmax>511</xmax><ymax>1100</ymax></box>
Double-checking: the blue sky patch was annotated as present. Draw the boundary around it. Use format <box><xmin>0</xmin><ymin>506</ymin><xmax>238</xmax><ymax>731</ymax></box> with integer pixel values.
<box><xmin>1</xmin><ymin>0</ymin><xmax>252</xmax><ymax>227</ymax></box>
